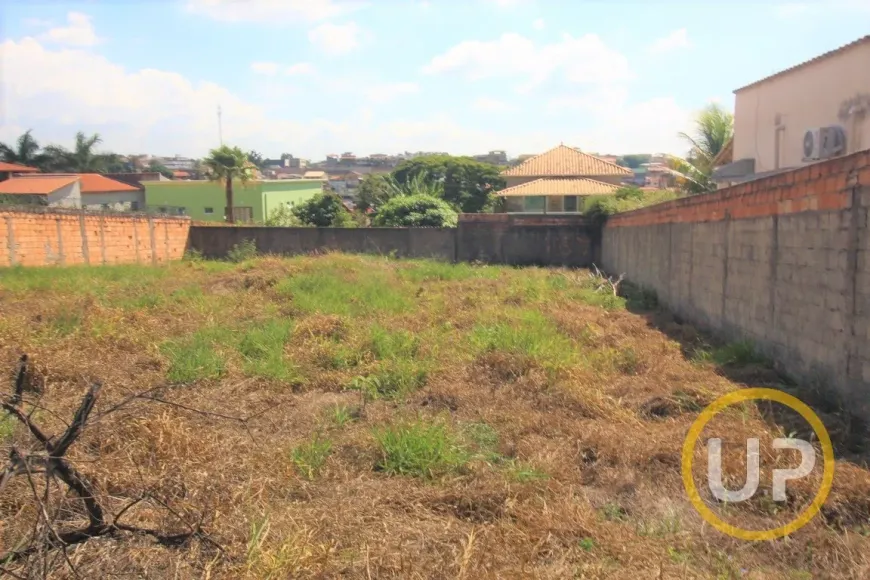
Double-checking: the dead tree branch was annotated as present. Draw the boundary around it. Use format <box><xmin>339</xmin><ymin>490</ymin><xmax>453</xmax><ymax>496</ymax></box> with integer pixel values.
<box><xmin>0</xmin><ymin>355</ymin><xmax>224</xmax><ymax>569</ymax></box>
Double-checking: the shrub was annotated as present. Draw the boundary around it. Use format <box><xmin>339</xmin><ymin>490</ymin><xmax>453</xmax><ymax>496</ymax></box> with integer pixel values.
<box><xmin>372</xmin><ymin>194</ymin><xmax>458</xmax><ymax>228</ymax></box>
<box><xmin>263</xmin><ymin>205</ymin><xmax>304</xmax><ymax>227</ymax></box>
<box><xmin>228</xmin><ymin>239</ymin><xmax>258</xmax><ymax>262</ymax></box>
<box><xmin>291</xmin><ymin>192</ymin><xmax>352</xmax><ymax>227</ymax></box>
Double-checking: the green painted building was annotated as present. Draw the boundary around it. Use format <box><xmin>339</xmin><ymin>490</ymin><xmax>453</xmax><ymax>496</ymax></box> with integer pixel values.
<box><xmin>143</xmin><ymin>179</ymin><xmax>324</xmax><ymax>222</ymax></box>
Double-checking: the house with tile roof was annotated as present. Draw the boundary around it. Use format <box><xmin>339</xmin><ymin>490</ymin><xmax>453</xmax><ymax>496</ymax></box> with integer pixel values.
<box><xmin>714</xmin><ymin>35</ymin><xmax>870</xmax><ymax>187</ymax></box>
<box><xmin>5</xmin><ymin>173</ymin><xmax>144</xmax><ymax>210</ymax></box>
<box><xmin>0</xmin><ymin>176</ymin><xmax>82</xmax><ymax>207</ymax></box>
<box><xmin>0</xmin><ymin>161</ymin><xmax>40</xmax><ymax>182</ymax></box>
<box><xmin>496</xmin><ymin>144</ymin><xmax>631</xmax><ymax>213</ymax></box>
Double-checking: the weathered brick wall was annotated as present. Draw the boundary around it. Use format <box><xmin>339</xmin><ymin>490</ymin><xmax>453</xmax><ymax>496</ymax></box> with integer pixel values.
<box><xmin>602</xmin><ymin>150</ymin><xmax>870</xmax><ymax>413</ymax></box>
<box><xmin>0</xmin><ymin>208</ymin><xmax>191</xmax><ymax>267</ymax></box>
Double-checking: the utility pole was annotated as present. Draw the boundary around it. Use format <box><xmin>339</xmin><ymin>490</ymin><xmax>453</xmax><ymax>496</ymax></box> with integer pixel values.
<box><xmin>217</xmin><ymin>105</ymin><xmax>223</xmax><ymax>146</ymax></box>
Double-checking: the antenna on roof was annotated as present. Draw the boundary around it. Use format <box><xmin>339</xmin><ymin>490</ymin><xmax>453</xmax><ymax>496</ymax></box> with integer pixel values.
<box><xmin>217</xmin><ymin>105</ymin><xmax>223</xmax><ymax>146</ymax></box>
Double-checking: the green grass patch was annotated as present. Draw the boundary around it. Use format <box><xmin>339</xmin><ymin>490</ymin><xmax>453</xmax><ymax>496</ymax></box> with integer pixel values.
<box><xmin>469</xmin><ymin>309</ymin><xmax>576</xmax><ymax>370</ymax></box>
<box><xmin>711</xmin><ymin>339</ymin><xmax>768</xmax><ymax>367</ymax></box>
<box><xmin>352</xmin><ymin>359</ymin><xmax>429</xmax><ymax>399</ymax></box>
<box><xmin>328</xmin><ymin>405</ymin><xmax>356</xmax><ymax>428</ymax></box>
<box><xmin>238</xmin><ymin>319</ymin><xmax>299</xmax><ymax>383</ymax></box>
<box><xmin>399</xmin><ymin>260</ymin><xmax>500</xmax><ymax>283</ymax></box>
<box><xmin>0</xmin><ymin>414</ymin><xmax>16</xmax><ymax>442</ymax></box>
<box><xmin>290</xmin><ymin>434</ymin><xmax>332</xmax><ymax>479</ymax></box>
<box><xmin>462</xmin><ymin>421</ymin><xmax>502</xmax><ymax>462</ymax></box>
<box><xmin>367</xmin><ymin>325</ymin><xmax>419</xmax><ymax>360</ymax></box>
<box><xmin>505</xmin><ymin>460</ymin><xmax>549</xmax><ymax>482</ymax></box>
<box><xmin>45</xmin><ymin>312</ymin><xmax>83</xmax><ymax>337</ymax></box>
<box><xmin>374</xmin><ymin>419</ymin><xmax>468</xmax><ymax>478</ymax></box>
<box><xmin>161</xmin><ymin>327</ymin><xmax>232</xmax><ymax>383</ymax></box>
<box><xmin>277</xmin><ymin>270</ymin><xmax>409</xmax><ymax>317</ymax></box>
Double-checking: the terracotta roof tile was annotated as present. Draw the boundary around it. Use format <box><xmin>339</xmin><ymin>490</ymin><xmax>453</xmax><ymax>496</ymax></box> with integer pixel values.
<box><xmin>0</xmin><ymin>161</ymin><xmax>40</xmax><ymax>173</ymax></box>
<box><xmin>0</xmin><ymin>176</ymin><xmax>79</xmax><ymax>195</ymax></box>
<box><xmin>734</xmin><ymin>35</ymin><xmax>870</xmax><ymax>93</ymax></box>
<box><xmin>502</xmin><ymin>145</ymin><xmax>632</xmax><ymax>178</ymax></box>
<box><xmin>27</xmin><ymin>173</ymin><xmax>140</xmax><ymax>193</ymax></box>
<box><xmin>496</xmin><ymin>177</ymin><xmax>620</xmax><ymax>197</ymax></box>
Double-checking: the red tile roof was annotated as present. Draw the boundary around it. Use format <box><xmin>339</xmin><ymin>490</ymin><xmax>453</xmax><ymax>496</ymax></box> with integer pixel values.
<box><xmin>0</xmin><ymin>176</ymin><xmax>79</xmax><ymax>195</ymax></box>
<box><xmin>496</xmin><ymin>177</ymin><xmax>620</xmax><ymax>197</ymax></box>
<box><xmin>502</xmin><ymin>145</ymin><xmax>632</xmax><ymax>178</ymax></box>
<box><xmin>0</xmin><ymin>161</ymin><xmax>39</xmax><ymax>173</ymax></box>
<box><xmin>29</xmin><ymin>173</ymin><xmax>140</xmax><ymax>193</ymax></box>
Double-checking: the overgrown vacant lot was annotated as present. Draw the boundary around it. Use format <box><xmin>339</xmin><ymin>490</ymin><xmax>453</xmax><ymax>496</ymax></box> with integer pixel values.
<box><xmin>2</xmin><ymin>253</ymin><xmax>870</xmax><ymax>579</ymax></box>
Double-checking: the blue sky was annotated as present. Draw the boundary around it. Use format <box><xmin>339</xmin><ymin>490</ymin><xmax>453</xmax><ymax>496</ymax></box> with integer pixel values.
<box><xmin>1</xmin><ymin>0</ymin><xmax>868</xmax><ymax>160</ymax></box>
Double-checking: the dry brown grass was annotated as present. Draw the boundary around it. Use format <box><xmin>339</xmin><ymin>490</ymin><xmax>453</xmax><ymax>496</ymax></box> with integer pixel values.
<box><xmin>1</xmin><ymin>253</ymin><xmax>869</xmax><ymax>578</ymax></box>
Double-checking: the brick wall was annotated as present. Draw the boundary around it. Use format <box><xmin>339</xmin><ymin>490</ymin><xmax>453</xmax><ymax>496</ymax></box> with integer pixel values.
<box><xmin>601</xmin><ymin>150</ymin><xmax>870</xmax><ymax>414</ymax></box>
<box><xmin>0</xmin><ymin>208</ymin><xmax>191</xmax><ymax>267</ymax></box>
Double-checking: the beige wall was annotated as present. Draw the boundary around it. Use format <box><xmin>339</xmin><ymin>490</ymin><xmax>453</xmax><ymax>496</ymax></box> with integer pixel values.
<box><xmin>734</xmin><ymin>42</ymin><xmax>870</xmax><ymax>173</ymax></box>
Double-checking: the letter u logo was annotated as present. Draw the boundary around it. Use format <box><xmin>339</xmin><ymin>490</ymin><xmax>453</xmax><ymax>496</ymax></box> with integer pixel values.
<box><xmin>707</xmin><ymin>438</ymin><xmax>760</xmax><ymax>502</ymax></box>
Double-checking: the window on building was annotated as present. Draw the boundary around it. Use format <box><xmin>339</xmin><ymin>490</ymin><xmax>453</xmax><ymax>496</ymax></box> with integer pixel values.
<box><xmin>130</xmin><ymin>201</ymin><xmax>140</xmax><ymax>211</ymax></box>
<box><xmin>505</xmin><ymin>197</ymin><xmax>524</xmax><ymax>212</ymax></box>
<box><xmin>546</xmin><ymin>196</ymin><xmax>563</xmax><ymax>213</ymax></box>
<box><xmin>101</xmin><ymin>203</ymin><xmax>110</xmax><ymax>211</ymax></box>
<box><xmin>524</xmin><ymin>196</ymin><xmax>545</xmax><ymax>212</ymax></box>
<box><xmin>159</xmin><ymin>207</ymin><xmax>168</xmax><ymax>214</ymax></box>
<box><xmin>564</xmin><ymin>196</ymin><xmax>578</xmax><ymax>212</ymax></box>
<box><xmin>177</xmin><ymin>207</ymin><xmax>187</xmax><ymax>215</ymax></box>
<box><xmin>204</xmin><ymin>207</ymin><xmax>214</xmax><ymax>214</ymax></box>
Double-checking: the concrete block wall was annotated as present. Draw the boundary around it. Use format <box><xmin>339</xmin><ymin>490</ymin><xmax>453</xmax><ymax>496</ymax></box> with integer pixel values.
<box><xmin>0</xmin><ymin>208</ymin><xmax>190</xmax><ymax>267</ymax></box>
<box><xmin>602</xmin><ymin>150</ymin><xmax>870</xmax><ymax>413</ymax></box>
<box><xmin>187</xmin><ymin>226</ymin><xmax>458</xmax><ymax>261</ymax></box>
<box><xmin>457</xmin><ymin>213</ymin><xmax>599</xmax><ymax>267</ymax></box>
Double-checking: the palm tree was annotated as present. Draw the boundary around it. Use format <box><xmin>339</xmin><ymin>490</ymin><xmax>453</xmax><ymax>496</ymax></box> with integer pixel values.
<box><xmin>672</xmin><ymin>103</ymin><xmax>734</xmax><ymax>194</ymax></box>
<box><xmin>37</xmin><ymin>132</ymin><xmax>117</xmax><ymax>173</ymax></box>
<box><xmin>0</xmin><ymin>130</ymin><xmax>47</xmax><ymax>168</ymax></box>
<box><xmin>202</xmin><ymin>145</ymin><xmax>255</xmax><ymax>224</ymax></box>
<box><xmin>383</xmin><ymin>172</ymin><xmax>444</xmax><ymax>198</ymax></box>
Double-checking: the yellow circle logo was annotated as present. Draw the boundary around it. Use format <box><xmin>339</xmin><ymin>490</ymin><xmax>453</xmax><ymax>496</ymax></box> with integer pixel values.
<box><xmin>681</xmin><ymin>388</ymin><xmax>835</xmax><ymax>541</ymax></box>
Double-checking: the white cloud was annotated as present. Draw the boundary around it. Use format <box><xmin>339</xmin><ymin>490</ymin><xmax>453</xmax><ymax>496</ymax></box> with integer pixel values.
<box><xmin>308</xmin><ymin>22</ymin><xmax>361</xmax><ymax>55</ymax></box>
<box><xmin>532</xmin><ymin>18</ymin><xmax>545</xmax><ymax>30</ymax></box>
<box><xmin>38</xmin><ymin>12</ymin><xmax>100</xmax><ymax>47</ymax></box>
<box><xmin>250</xmin><ymin>61</ymin><xmax>280</xmax><ymax>75</ymax></box>
<box><xmin>285</xmin><ymin>62</ymin><xmax>315</xmax><ymax>75</ymax></box>
<box><xmin>647</xmin><ymin>28</ymin><xmax>691</xmax><ymax>54</ymax></box>
<box><xmin>0</xmin><ymin>31</ymin><xmax>696</xmax><ymax>163</ymax></box>
<box><xmin>363</xmin><ymin>82</ymin><xmax>420</xmax><ymax>103</ymax></box>
<box><xmin>185</xmin><ymin>0</ymin><xmax>362</xmax><ymax>23</ymax></box>
<box><xmin>472</xmin><ymin>97</ymin><xmax>518</xmax><ymax>113</ymax></box>
<box><xmin>547</xmin><ymin>87</ymin><xmax>695</xmax><ymax>154</ymax></box>
<box><xmin>423</xmin><ymin>33</ymin><xmax>632</xmax><ymax>92</ymax></box>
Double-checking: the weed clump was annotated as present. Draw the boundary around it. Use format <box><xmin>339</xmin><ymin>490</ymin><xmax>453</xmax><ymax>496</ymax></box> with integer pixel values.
<box><xmin>374</xmin><ymin>419</ymin><xmax>467</xmax><ymax>478</ymax></box>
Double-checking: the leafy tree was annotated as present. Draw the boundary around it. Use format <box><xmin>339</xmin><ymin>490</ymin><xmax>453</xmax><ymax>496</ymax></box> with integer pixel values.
<box><xmin>292</xmin><ymin>192</ymin><xmax>352</xmax><ymax>227</ymax></box>
<box><xmin>147</xmin><ymin>160</ymin><xmax>174</xmax><ymax>179</ymax></box>
<box><xmin>391</xmin><ymin>155</ymin><xmax>504</xmax><ymax>213</ymax></box>
<box><xmin>264</xmin><ymin>204</ymin><xmax>305</xmax><ymax>227</ymax></box>
<box><xmin>584</xmin><ymin>189</ymin><xmax>679</xmax><ymax>225</ymax></box>
<box><xmin>202</xmin><ymin>145</ymin><xmax>255</xmax><ymax>224</ymax></box>
<box><xmin>671</xmin><ymin>103</ymin><xmax>734</xmax><ymax>194</ymax></box>
<box><xmin>617</xmin><ymin>154</ymin><xmax>652</xmax><ymax>169</ymax></box>
<box><xmin>0</xmin><ymin>130</ymin><xmax>48</xmax><ymax>168</ymax></box>
<box><xmin>356</xmin><ymin>174</ymin><xmax>394</xmax><ymax>213</ymax></box>
<box><xmin>372</xmin><ymin>194</ymin><xmax>458</xmax><ymax>228</ymax></box>
<box><xmin>247</xmin><ymin>150</ymin><xmax>265</xmax><ymax>168</ymax></box>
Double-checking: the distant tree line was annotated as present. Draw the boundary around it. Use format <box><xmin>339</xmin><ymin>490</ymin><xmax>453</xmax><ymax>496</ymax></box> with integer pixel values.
<box><xmin>0</xmin><ymin>129</ymin><xmax>176</xmax><ymax>178</ymax></box>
